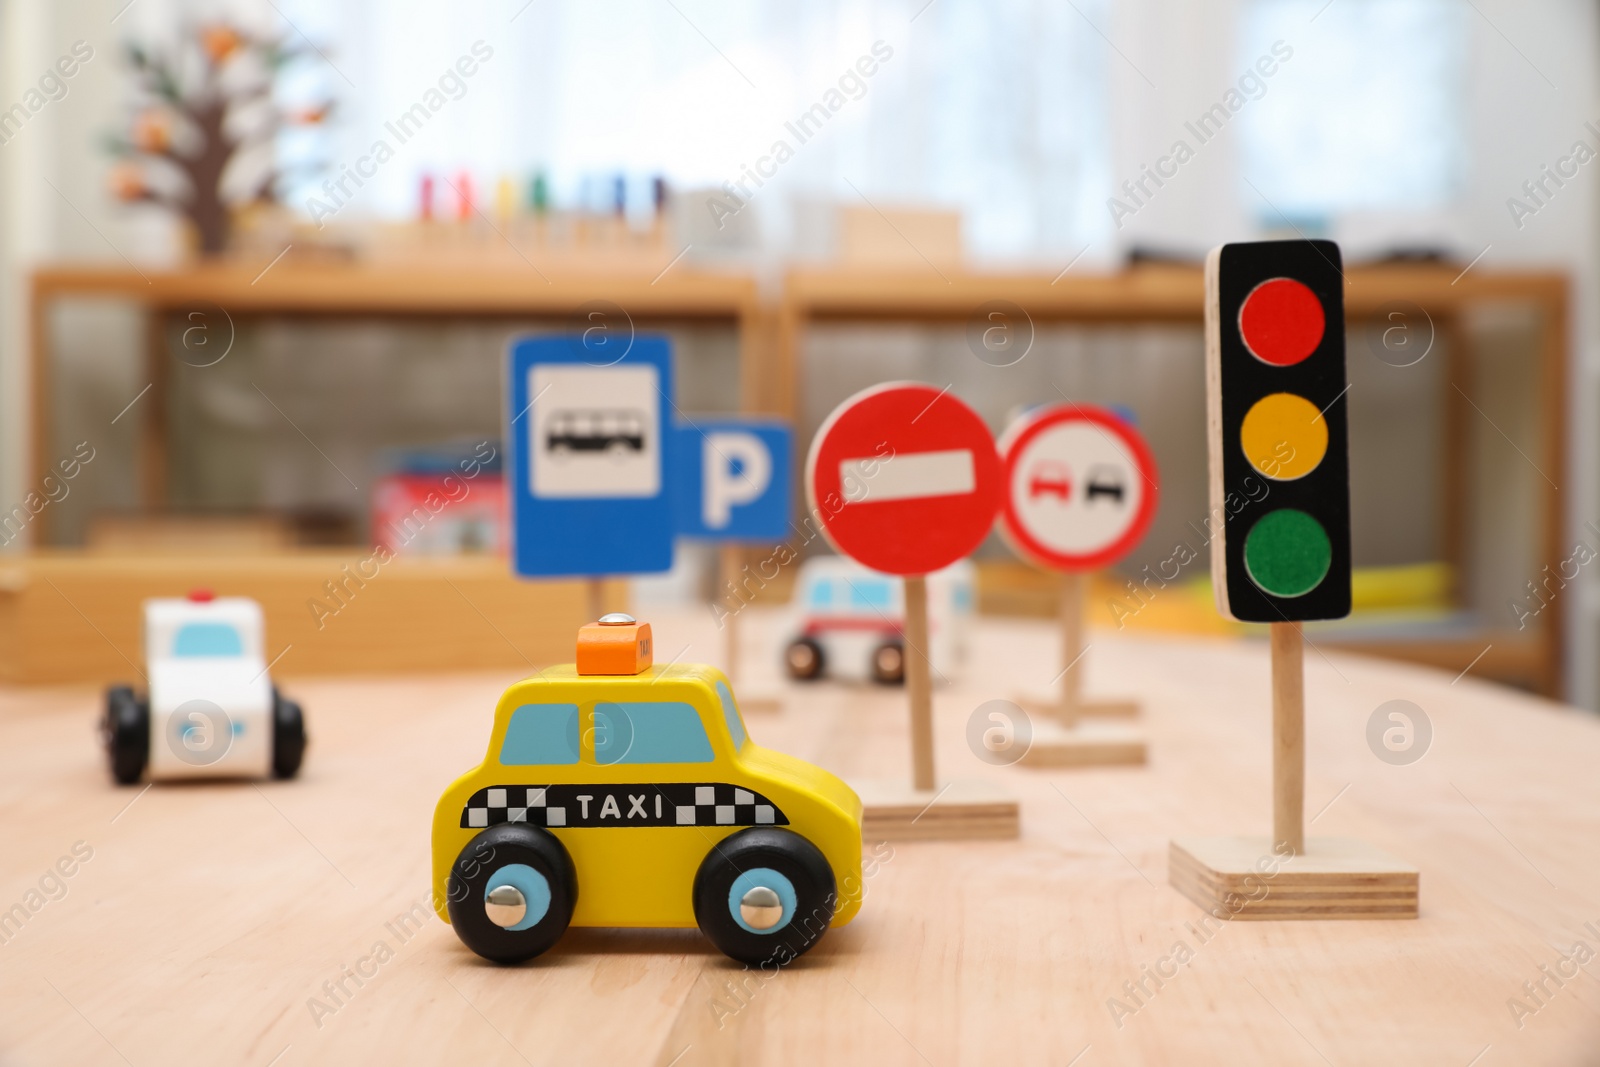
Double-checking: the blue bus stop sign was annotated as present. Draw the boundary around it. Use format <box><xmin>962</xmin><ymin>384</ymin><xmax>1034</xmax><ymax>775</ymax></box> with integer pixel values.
<box><xmin>672</xmin><ymin>419</ymin><xmax>793</xmax><ymax>542</ymax></box>
<box><xmin>506</xmin><ymin>333</ymin><xmax>675</xmax><ymax>576</ymax></box>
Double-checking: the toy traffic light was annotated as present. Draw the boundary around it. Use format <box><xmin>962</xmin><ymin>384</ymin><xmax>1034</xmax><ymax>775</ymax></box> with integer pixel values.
<box><xmin>1205</xmin><ymin>239</ymin><xmax>1351</xmax><ymax>623</ymax></box>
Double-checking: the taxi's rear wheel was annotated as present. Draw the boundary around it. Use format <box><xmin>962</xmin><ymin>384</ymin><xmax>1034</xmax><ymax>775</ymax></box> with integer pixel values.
<box><xmin>692</xmin><ymin>827</ymin><xmax>836</xmax><ymax>965</ymax></box>
<box><xmin>785</xmin><ymin>638</ymin><xmax>825</xmax><ymax>681</ymax></box>
<box><xmin>870</xmin><ymin>641</ymin><xmax>905</xmax><ymax>685</ymax></box>
<box><xmin>447</xmin><ymin>824</ymin><xmax>577</xmax><ymax>964</ymax></box>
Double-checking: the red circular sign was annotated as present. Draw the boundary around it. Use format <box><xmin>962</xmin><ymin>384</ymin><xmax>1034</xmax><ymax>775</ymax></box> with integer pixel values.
<box><xmin>806</xmin><ymin>382</ymin><xmax>1001</xmax><ymax>576</ymax></box>
<box><xmin>997</xmin><ymin>403</ymin><xmax>1158</xmax><ymax>572</ymax></box>
<box><xmin>1239</xmin><ymin>277</ymin><xmax>1324</xmax><ymax>366</ymax></box>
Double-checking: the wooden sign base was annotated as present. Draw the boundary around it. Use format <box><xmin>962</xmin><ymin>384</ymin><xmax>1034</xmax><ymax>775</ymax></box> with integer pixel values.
<box><xmin>854</xmin><ymin>778</ymin><xmax>1021</xmax><ymax>841</ymax></box>
<box><xmin>1018</xmin><ymin>693</ymin><xmax>1140</xmax><ymax>719</ymax></box>
<box><xmin>1019</xmin><ymin>718</ymin><xmax>1147</xmax><ymax>767</ymax></box>
<box><xmin>1012</xmin><ymin>572</ymin><xmax>1148</xmax><ymax>767</ymax></box>
<box><xmin>1169</xmin><ymin>836</ymin><xmax>1419</xmax><ymax>920</ymax></box>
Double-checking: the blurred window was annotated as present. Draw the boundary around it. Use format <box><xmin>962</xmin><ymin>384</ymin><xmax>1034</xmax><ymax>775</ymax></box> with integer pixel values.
<box><xmin>275</xmin><ymin>0</ymin><xmax>1113</xmax><ymax>258</ymax></box>
<box><xmin>1239</xmin><ymin>0</ymin><xmax>1465</xmax><ymax>217</ymax></box>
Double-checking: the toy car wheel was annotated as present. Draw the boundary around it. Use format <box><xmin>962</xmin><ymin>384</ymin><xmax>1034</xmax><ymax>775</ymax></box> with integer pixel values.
<box><xmin>271</xmin><ymin>689</ymin><xmax>308</xmax><ymax>780</ymax></box>
<box><xmin>692</xmin><ymin>827</ymin><xmax>837</xmax><ymax>965</ymax></box>
<box><xmin>447</xmin><ymin>823</ymin><xmax>578</xmax><ymax>964</ymax></box>
<box><xmin>785</xmin><ymin>638</ymin><xmax>825</xmax><ymax>681</ymax></box>
<box><xmin>870</xmin><ymin>641</ymin><xmax>905</xmax><ymax>685</ymax></box>
<box><xmin>102</xmin><ymin>685</ymin><xmax>148</xmax><ymax>785</ymax></box>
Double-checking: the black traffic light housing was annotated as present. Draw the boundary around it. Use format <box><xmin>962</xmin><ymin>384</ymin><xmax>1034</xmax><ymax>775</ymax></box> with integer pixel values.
<box><xmin>1205</xmin><ymin>239</ymin><xmax>1352</xmax><ymax>623</ymax></box>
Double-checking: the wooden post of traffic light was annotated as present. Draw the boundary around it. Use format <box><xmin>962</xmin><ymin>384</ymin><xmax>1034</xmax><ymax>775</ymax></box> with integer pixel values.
<box><xmin>1168</xmin><ymin>239</ymin><xmax>1418</xmax><ymax>919</ymax></box>
<box><xmin>1271</xmin><ymin>621</ymin><xmax>1304</xmax><ymax>856</ymax></box>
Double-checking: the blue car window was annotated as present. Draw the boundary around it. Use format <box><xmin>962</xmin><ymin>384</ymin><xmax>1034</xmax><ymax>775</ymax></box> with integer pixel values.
<box><xmin>172</xmin><ymin>622</ymin><xmax>242</xmax><ymax>657</ymax></box>
<box><xmin>715</xmin><ymin>681</ymin><xmax>746</xmax><ymax>749</ymax></box>
<box><xmin>808</xmin><ymin>580</ymin><xmax>834</xmax><ymax>610</ymax></box>
<box><xmin>849</xmin><ymin>580</ymin><xmax>891</xmax><ymax>609</ymax></box>
<box><xmin>500</xmin><ymin>704</ymin><xmax>580</xmax><ymax>765</ymax></box>
<box><xmin>594</xmin><ymin>702</ymin><xmax>714</xmax><ymax>765</ymax></box>
<box><xmin>952</xmin><ymin>581</ymin><xmax>973</xmax><ymax>612</ymax></box>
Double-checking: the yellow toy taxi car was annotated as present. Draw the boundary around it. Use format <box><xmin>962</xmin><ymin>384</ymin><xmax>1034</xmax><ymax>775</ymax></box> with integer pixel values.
<box><xmin>431</xmin><ymin>614</ymin><xmax>864</xmax><ymax>965</ymax></box>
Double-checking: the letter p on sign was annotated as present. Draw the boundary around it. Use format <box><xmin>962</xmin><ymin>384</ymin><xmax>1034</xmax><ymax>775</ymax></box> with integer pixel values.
<box><xmin>672</xmin><ymin>419</ymin><xmax>793</xmax><ymax>543</ymax></box>
<box><xmin>704</xmin><ymin>431</ymin><xmax>772</xmax><ymax>529</ymax></box>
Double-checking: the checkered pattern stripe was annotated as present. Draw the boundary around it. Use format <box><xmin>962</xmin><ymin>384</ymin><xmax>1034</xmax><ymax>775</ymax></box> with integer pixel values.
<box><xmin>460</xmin><ymin>783</ymin><xmax>788</xmax><ymax>830</ymax></box>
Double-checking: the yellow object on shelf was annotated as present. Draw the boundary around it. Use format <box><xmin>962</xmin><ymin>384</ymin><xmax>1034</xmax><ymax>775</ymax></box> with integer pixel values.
<box><xmin>1083</xmin><ymin>561</ymin><xmax>1456</xmax><ymax>637</ymax></box>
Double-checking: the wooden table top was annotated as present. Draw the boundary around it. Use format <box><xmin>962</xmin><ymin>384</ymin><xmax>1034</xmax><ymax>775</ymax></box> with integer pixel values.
<box><xmin>0</xmin><ymin>609</ymin><xmax>1596</xmax><ymax>1065</ymax></box>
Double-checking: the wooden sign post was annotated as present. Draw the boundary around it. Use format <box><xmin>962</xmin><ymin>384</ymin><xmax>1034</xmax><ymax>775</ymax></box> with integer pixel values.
<box><xmin>676</xmin><ymin>418</ymin><xmax>793</xmax><ymax>709</ymax></box>
<box><xmin>1168</xmin><ymin>239</ymin><xmax>1418</xmax><ymax>919</ymax></box>
<box><xmin>808</xmin><ymin>382</ymin><xmax>1019</xmax><ymax>840</ymax></box>
<box><xmin>998</xmin><ymin>403</ymin><xmax>1156</xmax><ymax>767</ymax></box>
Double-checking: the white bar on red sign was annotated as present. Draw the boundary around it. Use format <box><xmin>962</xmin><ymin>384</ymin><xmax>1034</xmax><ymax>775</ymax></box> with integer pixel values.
<box><xmin>840</xmin><ymin>449</ymin><xmax>976</xmax><ymax>503</ymax></box>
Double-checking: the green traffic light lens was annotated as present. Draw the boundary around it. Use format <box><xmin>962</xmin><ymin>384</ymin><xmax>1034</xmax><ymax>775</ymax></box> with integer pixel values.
<box><xmin>1243</xmin><ymin>509</ymin><xmax>1332</xmax><ymax>598</ymax></box>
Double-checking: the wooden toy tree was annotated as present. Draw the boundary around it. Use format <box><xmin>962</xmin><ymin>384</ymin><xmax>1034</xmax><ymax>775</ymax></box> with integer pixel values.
<box><xmin>107</xmin><ymin>24</ymin><xmax>331</xmax><ymax>256</ymax></box>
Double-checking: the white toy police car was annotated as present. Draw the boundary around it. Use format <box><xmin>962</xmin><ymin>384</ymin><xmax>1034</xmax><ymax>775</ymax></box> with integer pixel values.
<box><xmin>784</xmin><ymin>557</ymin><xmax>973</xmax><ymax>685</ymax></box>
<box><xmin>101</xmin><ymin>591</ymin><xmax>307</xmax><ymax>784</ymax></box>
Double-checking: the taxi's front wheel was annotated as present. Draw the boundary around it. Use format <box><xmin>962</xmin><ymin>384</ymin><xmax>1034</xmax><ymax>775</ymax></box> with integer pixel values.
<box><xmin>446</xmin><ymin>824</ymin><xmax>578</xmax><ymax>964</ymax></box>
<box><xmin>693</xmin><ymin>828</ymin><xmax>836</xmax><ymax>965</ymax></box>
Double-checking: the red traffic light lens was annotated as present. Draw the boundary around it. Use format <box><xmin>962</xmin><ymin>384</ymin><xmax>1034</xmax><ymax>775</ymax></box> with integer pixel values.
<box><xmin>1239</xmin><ymin>277</ymin><xmax>1325</xmax><ymax>367</ymax></box>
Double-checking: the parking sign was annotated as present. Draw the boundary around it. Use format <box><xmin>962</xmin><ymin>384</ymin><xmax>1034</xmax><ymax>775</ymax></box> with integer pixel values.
<box><xmin>507</xmin><ymin>334</ymin><xmax>675</xmax><ymax>576</ymax></box>
<box><xmin>673</xmin><ymin>419</ymin><xmax>793</xmax><ymax>541</ymax></box>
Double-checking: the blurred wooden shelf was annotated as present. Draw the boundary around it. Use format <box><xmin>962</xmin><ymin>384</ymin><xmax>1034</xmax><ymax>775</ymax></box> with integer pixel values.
<box><xmin>31</xmin><ymin>260</ymin><xmax>760</xmax><ymax>317</ymax></box>
<box><xmin>0</xmin><ymin>551</ymin><xmax>625</xmax><ymax>685</ymax></box>
<box><xmin>27</xmin><ymin>259</ymin><xmax>1570</xmax><ymax>696</ymax></box>
<box><xmin>777</xmin><ymin>262</ymin><xmax>1568</xmax><ymax>698</ymax></box>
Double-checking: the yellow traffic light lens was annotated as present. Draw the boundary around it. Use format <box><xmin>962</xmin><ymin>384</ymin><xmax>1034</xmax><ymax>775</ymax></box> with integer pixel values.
<box><xmin>1240</xmin><ymin>393</ymin><xmax>1327</xmax><ymax>480</ymax></box>
<box><xmin>1243</xmin><ymin>509</ymin><xmax>1332</xmax><ymax>598</ymax></box>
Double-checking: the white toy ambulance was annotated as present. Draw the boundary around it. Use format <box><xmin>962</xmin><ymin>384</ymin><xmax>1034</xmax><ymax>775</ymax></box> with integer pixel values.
<box><xmin>783</xmin><ymin>557</ymin><xmax>974</xmax><ymax>685</ymax></box>
<box><xmin>101</xmin><ymin>591</ymin><xmax>307</xmax><ymax>784</ymax></box>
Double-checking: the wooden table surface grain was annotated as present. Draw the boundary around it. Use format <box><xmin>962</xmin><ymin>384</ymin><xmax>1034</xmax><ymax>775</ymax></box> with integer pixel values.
<box><xmin>0</xmin><ymin>609</ymin><xmax>1596</xmax><ymax>1066</ymax></box>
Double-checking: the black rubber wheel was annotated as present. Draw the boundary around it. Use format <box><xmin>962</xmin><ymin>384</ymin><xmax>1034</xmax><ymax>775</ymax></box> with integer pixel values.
<box><xmin>446</xmin><ymin>824</ymin><xmax>578</xmax><ymax>964</ymax></box>
<box><xmin>870</xmin><ymin>641</ymin><xmax>905</xmax><ymax>685</ymax></box>
<box><xmin>692</xmin><ymin>827</ymin><xmax>837</xmax><ymax>965</ymax></box>
<box><xmin>271</xmin><ymin>689</ymin><xmax>308</xmax><ymax>780</ymax></box>
<box><xmin>785</xmin><ymin>637</ymin><xmax>825</xmax><ymax>681</ymax></box>
<box><xmin>102</xmin><ymin>685</ymin><xmax>148</xmax><ymax>785</ymax></box>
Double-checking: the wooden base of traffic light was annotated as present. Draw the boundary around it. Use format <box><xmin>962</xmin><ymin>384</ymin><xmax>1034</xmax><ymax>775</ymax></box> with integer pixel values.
<box><xmin>856</xmin><ymin>575</ymin><xmax>1020</xmax><ymax>841</ymax></box>
<box><xmin>1168</xmin><ymin>835</ymin><xmax>1419</xmax><ymax>919</ymax></box>
<box><xmin>1168</xmin><ymin>623</ymin><xmax>1418</xmax><ymax>919</ymax></box>
<box><xmin>1017</xmin><ymin>573</ymin><xmax>1147</xmax><ymax>768</ymax></box>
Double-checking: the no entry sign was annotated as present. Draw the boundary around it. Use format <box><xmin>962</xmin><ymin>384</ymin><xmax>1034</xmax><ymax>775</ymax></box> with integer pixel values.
<box><xmin>997</xmin><ymin>403</ymin><xmax>1158</xmax><ymax>572</ymax></box>
<box><xmin>807</xmin><ymin>383</ymin><xmax>1001</xmax><ymax>576</ymax></box>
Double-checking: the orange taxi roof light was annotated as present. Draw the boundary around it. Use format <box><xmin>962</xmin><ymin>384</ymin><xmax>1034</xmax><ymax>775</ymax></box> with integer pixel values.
<box><xmin>576</xmin><ymin>614</ymin><xmax>653</xmax><ymax>676</ymax></box>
